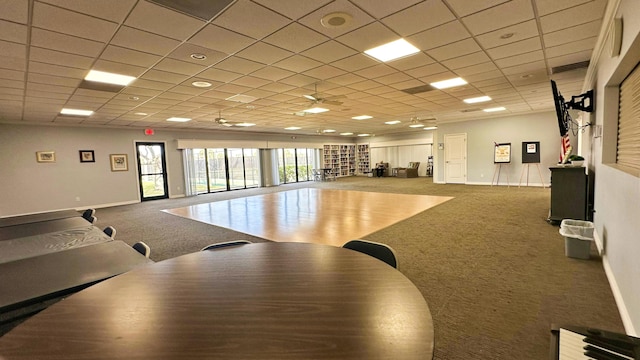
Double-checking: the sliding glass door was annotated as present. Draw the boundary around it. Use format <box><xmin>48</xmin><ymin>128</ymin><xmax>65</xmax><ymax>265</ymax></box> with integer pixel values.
<box><xmin>206</xmin><ymin>148</ymin><xmax>226</xmax><ymax>192</ymax></box>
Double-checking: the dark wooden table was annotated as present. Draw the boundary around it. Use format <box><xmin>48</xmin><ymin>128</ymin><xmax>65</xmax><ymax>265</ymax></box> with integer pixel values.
<box><xmin>0</xmin><ymin>217</ymin><xmax>90</xmax><ymax>241</ymax></box>
<box><xmin>0</xmin><ymin>240</ymin><xmax>153</xmax><ymax>312</ymax></box>
<box><xmin>0</xmin><ymin>210</ymin><xmax>81</xmax><ymax>228</ymax></box>
<box><xmin>0</xmin><ymin>225</ymin><xmax>112</xmax><ymax>264</ymax></box>
<box><xmin>0</xmin><ymin>242</ymin><xmax>434</xmax><ymax>359</ymax></box>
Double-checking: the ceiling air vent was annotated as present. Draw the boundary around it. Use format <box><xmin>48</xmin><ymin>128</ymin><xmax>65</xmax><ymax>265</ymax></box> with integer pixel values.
<box><xmin>401</xmin><ymin>84</ymin><xmax>436</xmax><ymax>95</ymax></box>
<box><xmin>460</xmin><ymin>108</ymin><xmax>481</xmax><ymax>113</ymax></box>
<box><xmin>149</xmin><ymin>0</ymin><xmax>234</xmax><ymax>20</ymax></box>
<box><xmin>551</xmin><ymin>60</ymin><xmax>590</xmax><ymax>75</ymax></box>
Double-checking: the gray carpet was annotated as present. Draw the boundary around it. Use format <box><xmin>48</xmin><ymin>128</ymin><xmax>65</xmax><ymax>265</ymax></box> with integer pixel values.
<box><xmin>6</xmin><ymin>177</ymin><xmax>626</xmax><ymax>359</ymax></box>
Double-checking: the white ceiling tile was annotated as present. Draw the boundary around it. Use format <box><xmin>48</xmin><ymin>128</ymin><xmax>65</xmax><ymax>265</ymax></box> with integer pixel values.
<box><xmin>382</xmin><ymin>0</ymin><xmax>455</xmax><ymax>36</ymax></box>
<box><xmin>213</xmin><ymin>0</ymin><xmax>290</xmax><ymax>40</ymax></box>
<box><xmin>301</xmin><ymin>41</ymin><xmax>358</xmax><ymax>64</ymax></box>
<box><xmin>494</xmin><ymin>50</ymin><xmax>544</xmax><ymax>68</ymax></box>
<box><xmin>190</xmin><ymin>24</ymin><xmax>255</xmax><ymax>55</ymax></box>
<box><xmin>32</xmin><ymin>2</ymin><xmax>118</xmax><ymax>42</ymax></box>
<box><xmin>373</xmin><ymin>72</ymin><xmax>413</xmax><ymax>86</ymax></box>
<box><xmin>441</xmin><ymin>51</ymin><xmax>492</xmax><ymax>69</ymax></box>
<box><xmin>454</xmin><ymin>62</ymin><xmax>498</xmax><ymax>76</ymax></box>
<box><xmin>540</xmin><ymin>0</ymin><xmax>606</xmax><ymax>33</ymax></box>
<box><xmin>198</xmin><ymin>68</ymin><xmax>243</xmax><ymax>83</ymax></box>
<box><xmin>140</xmin><ymin>70</ymin><xmax>189</xmax><ymax>84</ymax></box>
<box><xmin>0</xmin><ymin>0</ymin><xmax>28</xmax><ymax>23</ymax></box>
<box><xmin>231</xmin><ymin>76</ymin><xmax>272</xmax><ymax>88</ymax></box>
<box><xmin>236</xmin><ymin>42</ymin><xmax>294</xmax><ymax>65</ymax></box>
<box><xmin>331</xmin><ymin>54</ymin><xmax>379</xmax><ymax>72</ymax></box>
<box><xmin>29</xmin><ymin>61</ymin><xmax>86</xmax><ymax>79</ymax></box>
<box><xmin>263</xmin><ymin>23</ymin><xmax>328</xmax><ymax>53</ymax></box>
<box><xmin>251</xmin><ymin>0</ymin><xmax>331</xmax><ymax>20</ymax></box>
<box><xmin>444</xmin><ymin>0</ymin><xmax>510</xmax><ymax>17</ymax></box>
<box><xmin>0</xmin><ymin>68</ymin><xmax>23</xmax><ymax>81</ymax></box>
<box><xmin>336</xmin><ymin>22</ymin><xmax>399</xmax><ymax>52</ymax></box>
<box><xmin>462</xmin><ymin>0</ymin><xmax>534</xmax><ymax>36</ymax></box>
<box><xmin>486</xmin><ymin>37</ymin><xmax>542</xmax><ymax>59</ymax></box>
<box><xmin>153</xmin><ymin>58</ymin><xmax>207</xmax><ymax>76</ymax></box>
<box><xmin>28</xmin><ymin>73</ymin><xmax>80</xmax><ymax>87</ymax></box>
<box><xmin>30</xmin><ymin>28</ymin><xmax>104</xmax><ymax>57</ymax></box>
<box><xmin>0</xmin><ymin>55</ymin><xmax>26</xmax><ymax>71</ymax></box>
<box><xmin>39</xmin><ymin>0</ymin><xmax>135</xmax><ymax>22</ymax></box>
<box><xmin>464</xmin><ymin>69</ymin><xmax>504</xmax><ymax>82</ymax></box>
<box><xmin>167</xmin><ymin>44</ymin><xmax>228</xmax><ymax>67</ymax></box>
<box><xmin>501</xmin><ymin>60</ymin><xmax>547</xmax><ymax>75</ymax></box>
<box><xmin>428</xmin><ymin>38</ymin><xmax>482</xmax><ymax>62</ymax></box>
<box><xmin>547</xmin><ymin>50</ymin><xmax>592</xmax><ymax>68</ymax></box>
<box><xmin>543</xmin><ymin>20</ymin><xmax>601</xmax><ymax>47</ymax></box>
<box><xmin>214</xmin><ymin>57</ymin><xmax>265</xmax><ymax>75</ymax></box>
<box><xmin>279</xmin><ymin>74</ymin><xmax>318</xmax><ymax>87</ymax></box>
<box><xmin>303</xmin><ymin>65</ymin><xmax>346</xmax><ymax>80</ymax></box>
<box><xmin>545</xmin><ymin>37</ymin><xmax>597</xmax><ymax>58</ymax></box>
<box><xmin>535</xmin><ymin>0</ymin><xmax>595</xmax><ymax>16</ymax></box>
<box><xmin>349</xmin><ymin>0</ymin><xmax>421</xmax><ymax>18</ymax></box>
<box><xmin>250</xmin><ymin>66</ymin><xmax>295</xmax><ymax>81</ymax></box>
<box><xmin>124</xmin><ymin>0</ymin><xmax>205</xmax><ymax>40</ymax></box>
<box><xmin>0</xmin><ymin>40</ymin><xmax>26</xmax><ymax>59</ymax></box>
<box><xmin>273</xmin><ymin>55</ymin><xmax>322</xmax><ymax>73</ymax></box>
<box><xmin>474</xmin><ymin>20</ymin><xmax>540</xmax><ymax>49</ymax></box>
<box><xmin>111</xmin><ymin>26</ymin><xmax>181</xmax><ymax>56</ymax></box>
<box><xmin>327</xmin><ymin>73</ymin><xmax>367</xmax><ymax>86</ymax></box>
<box><xmin>29</xmin><ymin>47</ymin><xmax>93</xmax><ymax>68</ymax></box>
<box><xmin>299</xmin><ymin>0</ymin><xmax>375</xmax><ymax>39</ymax></box>
<box><xmin>408</xmin><ymin>21</ymin><xmax>470</xmax><ymax>50</ymax></box>
<box><xmin>101</xmin><ymin>45</ymin><xmax>162</xmax><ymax>68</ymax></box>
<box><xmin>0</xmin><ymin>20</ymin><xmax>27</xmax><ymax>44</ymax></box>
<box><xmin>405</xmin><ymin>63</ymin><xmax>448</xmax><ymax>78</ymax></box>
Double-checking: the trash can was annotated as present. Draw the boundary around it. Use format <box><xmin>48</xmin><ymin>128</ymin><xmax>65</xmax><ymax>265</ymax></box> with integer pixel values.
<box><xmin>559</xmin><ymin>219</ymin><xmax>594</xmax><ymax>259</ymax></box>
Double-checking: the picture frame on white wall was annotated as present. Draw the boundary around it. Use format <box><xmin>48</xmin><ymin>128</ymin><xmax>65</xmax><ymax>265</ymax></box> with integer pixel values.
<box><xmin>79</xmin><ymin>150</ymin><xmax>95</xmax><ymax>163</ymax></box>
<box><xmin>36</xmin><ymin>151</ymin><xmax>56</xmax><ymax>163</ymax></box>
<box><xmin>110</xmin><ymin>154</ymin><xmax>128</xmax><ymax>171</ymax></box>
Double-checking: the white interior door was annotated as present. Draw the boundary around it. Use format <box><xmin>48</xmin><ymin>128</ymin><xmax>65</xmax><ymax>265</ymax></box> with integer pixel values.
<box><xmin>444</xmin><ymin>133</ymin><xmax>467</xmax><ymax>184</ymax></box>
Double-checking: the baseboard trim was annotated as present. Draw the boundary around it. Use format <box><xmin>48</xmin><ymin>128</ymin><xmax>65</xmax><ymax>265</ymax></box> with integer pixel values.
<box><xmin>79</xmin><ymin>200</ymin><xmax>140</xmax><ymax>210</ymax></box>
<box><xmin>599</xmin><ymin>239</ymin><xmax>638</xmax><ymax>336</ymax></box>
<box><xmin>170</xmin><ymin>194</ymin><xmax>186</xmax><ymax>198</ymax></box>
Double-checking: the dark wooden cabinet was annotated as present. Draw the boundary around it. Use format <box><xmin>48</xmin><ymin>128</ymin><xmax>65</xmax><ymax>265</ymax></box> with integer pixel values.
<box><xmin>549</xmin><ymin>167</ymin><xmax>588</xmax><ymax>222</ymax></box>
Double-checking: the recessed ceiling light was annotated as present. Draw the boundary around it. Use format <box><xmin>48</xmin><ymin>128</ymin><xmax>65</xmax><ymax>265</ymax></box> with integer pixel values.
<box><xmin>190</xmin><ymin>53</ymin><xmax>207</xmax><ymax>60</ymax></box>
<box><xmin>166</xmin><ymin>117</ymin><xmax>191</xmax><ymax>122</ymax></box>
<box><xmin>483</xmin><ymin>107</ymin><xmax>506</xmax><ymax>112</ymax></box>
<box><xmin>364</xmin><ymin>39</ymin><xmax>420</xmax><ymax>62</ymax></box>
<box><xmin>322</xmin><ymin>129</ymin><xmax>336</xmax><ymax>133</ymax></box>
<box><xmin>134</xmin><ymin>112</ymin><xmax>148</xmax><ymax>116</ymax></box>
<box><xmin>423</xmin><ymin>126</ymin><xmax>437</xmax><ymax>130</ymax></box>
<box><xmin>192</xmin><ymin>81</ymin><xmax>212</xmax><ymax>88</ymax></box>
<box><xmin>430</xmin><ymin>77</ymin><xmax>467</xmax><ymax>89</ymax></box>
<box><xmin>84</xmin><ymin>70</ymin><xmax>135</xmax><ymax>86</ymax></box>
<box><xmin>352</xmin><ymin>115</ymin><xmax>372</xmax><ymax>120</ymax></box>
<box><xmin>385</xmin><ymin>120</ymin><xmax>401</xmax><ymax>125</ymax></box>
<box><xmin>303</xmin><ymin>107</ymin><xmax>329</xmax><ymax>114</ymax></box>
<box><xmin>60</xmin><ymin>108</ymin><xmax>93</xmax><ymax>116</ymax></box>
<box><xmin>463</xmin><ymin>96</ymin><xmax>492</xmax><ymax>104</ymax></box>
<box><xmin>409</xmin><ymin>123</ymin><xmax>424</xmax><ymax>128</ymax></box>
<box><xmin>500</xmin><ymin>33</ymin><xmax>515</xmax><ymax>39</ymax></box>
<box><xmin>225</xmin><ymin>94</ymin><xmax>258</xmax><ymax>103</ymax></box>
<box><xmin>235</xmin><ymin>122</ymin><xmax>255</xmax><ymax>127</ymax></box>
<box><xmin>340</xmin><ymin>132</ymin><xmax>354</xmax><ymax>136</ymax></box>
<box><xmin>357</xmin><ymin>133</ymin><xmax>371</xmax><ymax>137</ymax></box>
<box><xmin>285</xmin><ymin>126</ymin><xmax>301</xmax><ymax>130</ymax></box>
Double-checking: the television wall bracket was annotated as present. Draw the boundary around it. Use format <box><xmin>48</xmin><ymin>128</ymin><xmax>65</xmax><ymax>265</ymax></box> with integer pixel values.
<box><xmin>565</xmin><ymin>89</ymin><xmax>594</xmax><ymax>113</ymax></box>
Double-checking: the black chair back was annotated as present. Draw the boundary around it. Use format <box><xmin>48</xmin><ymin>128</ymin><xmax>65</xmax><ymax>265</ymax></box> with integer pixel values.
<box><xmin>342</xmin><ymin>240</ymin><xmax>398</xmax><ymax>268</ymax></box>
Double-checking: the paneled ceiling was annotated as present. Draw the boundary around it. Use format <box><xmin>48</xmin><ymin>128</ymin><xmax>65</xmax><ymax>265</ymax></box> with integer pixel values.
<box><xmin>0</xmin><ymin>0</ymin><xmax>607</xmax><ymax>136</ymax></box>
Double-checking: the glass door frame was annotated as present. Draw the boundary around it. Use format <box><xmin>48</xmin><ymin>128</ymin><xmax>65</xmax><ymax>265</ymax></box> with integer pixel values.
<box><xmin>136</xmin><ymin>141</ymin><xmax>169</xmax><ymax>201</ymax></box>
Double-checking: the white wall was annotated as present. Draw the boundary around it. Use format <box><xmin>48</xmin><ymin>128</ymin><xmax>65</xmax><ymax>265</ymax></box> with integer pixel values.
<box><xmin>587</xmin><ymin>0</ymin><xmax>640</xmax><ymax>335</ymax></box>
<box><xmin>434</xmin><ymin>111</ymin><xmax>563</xmax><ymax>186</ymax></box>
<box><xmin>0</xmin><ymin>124</ymin><xmax>341</xmax><ymax>216</ymax></box>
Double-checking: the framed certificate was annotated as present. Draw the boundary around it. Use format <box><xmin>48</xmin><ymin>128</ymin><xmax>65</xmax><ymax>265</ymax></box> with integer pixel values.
<box><xmin>494</xmin><ymin>143</ymin><xmax>511</xmax><ymax>163</ymax></box>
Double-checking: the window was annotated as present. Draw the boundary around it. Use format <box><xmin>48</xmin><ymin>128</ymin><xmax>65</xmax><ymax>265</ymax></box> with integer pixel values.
<box><xmin>617</xmin><ymin>62</ymin><xmax>640</xmax><ymax>173</ymax></box>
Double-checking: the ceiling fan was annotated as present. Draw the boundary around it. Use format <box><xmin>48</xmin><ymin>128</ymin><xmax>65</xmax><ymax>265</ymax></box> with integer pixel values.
<box><xmin>303</xmin><ymin>83</ymin><xmax>346</xmax><ymax>106</ymax></box>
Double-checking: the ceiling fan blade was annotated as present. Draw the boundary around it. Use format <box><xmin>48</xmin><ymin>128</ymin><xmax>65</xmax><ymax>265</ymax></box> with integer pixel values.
<box><xmin>303</xmin><ymin>94</ymin><xmax>317</xmax><ymax>101</ymax></box>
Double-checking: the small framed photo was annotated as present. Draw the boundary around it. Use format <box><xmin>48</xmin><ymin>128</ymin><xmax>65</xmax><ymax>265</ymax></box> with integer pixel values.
<box><xmin>36</xmin><ymin>151</ymin><xmax>56</xmax><ymax>163</ymax></box>
<box><xmin>110</xmin><ymin>154</ymin><xmax>128</xmax><ymax>171</ymax></box>
<box><xmin>79</xmin><ymin>150</ymin><xmax>95</xmax><ymax>163</ymax></box>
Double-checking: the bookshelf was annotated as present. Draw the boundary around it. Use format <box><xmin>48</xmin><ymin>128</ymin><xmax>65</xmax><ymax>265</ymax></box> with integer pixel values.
<box><xmin>322</xmin><ymin>144</ymin><xmax>356</xmax><ymax>178</ymax></box>
<box><xmin>357</xmin><ymin>144</ymin><xmax>370</xmax><ymax>175</ymax></box>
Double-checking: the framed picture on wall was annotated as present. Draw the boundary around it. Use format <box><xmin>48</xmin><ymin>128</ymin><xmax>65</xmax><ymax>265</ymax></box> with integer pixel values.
<box><xmin>79</xmin><ymin>150</ymin><xmax>95</xmax><ymax>163</ymax></box>
<box><xmin>36</xmin><ymin>151</ymin><xmax>56</xmax><ymax>163</ymax></box>
<box><xmin>110</xmin><ymin>154</ymin><xmax>128</xmax><ymax>171</ymax></box>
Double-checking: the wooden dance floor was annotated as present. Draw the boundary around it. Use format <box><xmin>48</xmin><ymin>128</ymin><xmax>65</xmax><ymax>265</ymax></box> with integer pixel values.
<box><xmin>163</xmin><ymin>188</ymin><xmax>453</xmax><ymax>247</ymax></box>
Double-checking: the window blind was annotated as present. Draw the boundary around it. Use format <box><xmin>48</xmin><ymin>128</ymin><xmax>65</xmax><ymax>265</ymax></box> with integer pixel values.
<box><xmin>617</xmin><ymin>62</ymin><xmax>640</xmax><ymax>173</ymax></box>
